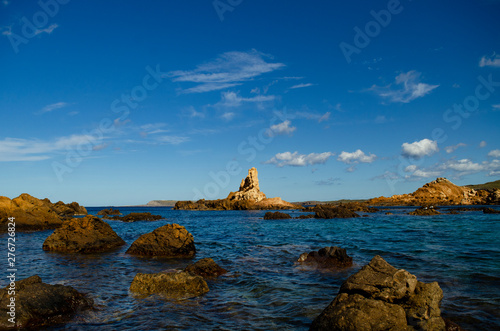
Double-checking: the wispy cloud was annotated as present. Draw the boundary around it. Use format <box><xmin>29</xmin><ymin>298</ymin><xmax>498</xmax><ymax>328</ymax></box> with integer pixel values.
<box><xmin>0</xmin><ymin>134</ymin><xmax>102</xmax><ymax>162</ymax></box>
<box><xmin>315</xmin><ymin>177</ymin><xmax>341</xmax><ymax>186</ymax></box>
<box><xmin>264</xmin><ymin>151</ymin><xmax>334</xmax><ymax>167</ymax></box>
<box><xmin>337</xmin><ymin>149</ymin><xmax>376</xmax><ymax>164</ymax></box>
<box><xmin>401</xmin><ymin>138</ymin><xmax>438</xmax><ymax>159</ymax></box>
<box><xmin>35</xmin><ymin>23</ymin><xmax>58</xmax><ymax>36</ymax></box>
<box><xmin>157</xmin><ymin>135</ymin><xmax>190</xmax><ymax>145</ymax></box>
<box><xmin>293</xmin><ymin>111</ymin><xmax>331</xmax><ymax>123</ymax></box>
<box><xmin>479</xmin><ymin>52</ymin><xmax>500</xmax><ymax>67</ymax></box>
<box><xmin>40</xmin><ymin>101</ymin><xmax>69</xmax><ymax>114</ymax></box>
<box><xmin>445</xmin><ymin>143</ymin><xmax>466</xmax><ymax>154</ymax></box>
<box><xmin>488</xmin><ymin>149</ymin><xmax>500</xmax><ymax>158</ymax></box>
<box><xmin>369</xmin><ymin>71</ymin><xmax>439</xmax><ymax>103</ymax></box>
<box><xmin>139</xmin><ymin>123</ymin><xmax>168</xmax><ymax>136</ymax></box>
<box><xmin>492</xmin><ymin>104</ymin><xmax>500</xmax><ymax>111</ymax></box>
<box><xmin>167</xmin><ymin>50</ymin><xmax>285</xmax><ymax>94</ymax></box>
<box><xmin>216</xmin><ymin>91</ymin><xmax>275</xmax><ymax>108</ymax></box>
<box><xmin>289</xmin><ymin>83</ymin><xmax>314</xmax><ymax>89</ymax></box>
<box><xmin>441</xmin><ymin>158</ymin><xmax>500</xmax><ymax>177</ymax></box>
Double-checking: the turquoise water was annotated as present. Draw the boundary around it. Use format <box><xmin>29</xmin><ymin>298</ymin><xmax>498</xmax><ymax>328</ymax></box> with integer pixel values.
<box><xmin>3</xmin><ymin>206</ymin><xmax>500</xmax><ymax>330</ymax></box>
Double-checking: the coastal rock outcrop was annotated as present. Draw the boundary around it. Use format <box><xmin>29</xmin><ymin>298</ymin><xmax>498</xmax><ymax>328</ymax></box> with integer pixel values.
<box><xmin>409</xmin><ymin>206</ymin><xmax>441</xmax><ymax>216</ymax></box>
<box><xmin>310</xmin><ymin>255</ymin><xmax>446</xmax><ymax>331</ymax></box>
<box><xmin>297</xmin><ymin>246</ymin><xmax>353</xmax><ymax>269</ymax></box>
<box><xmin>129</xmin><ymin>271</ymin><xmax>209</xmax><ymax>299</ymax></box>
<box><xmin>42</xmin><ymin>215</ymin><xmax>126</xmax><ymax>253</ymax></box>
<box><xmin>174</xmin><ymin>168</ymin><xmax>301</xmax><ymax>210</ymax></box>
<box><xmin>0</xmin><ymin>194</ymin><xmax>87</xmax><ymax>231</ymax></box>
<box><xmin>368</xmin><ymin>177</ymin><xmax>500</xmax><ymax>206</ymax></box>
<box><xmin>184</xmin><ymin>258</ymin><xmax>227</xmax><ymax>278</ymax></box>
<box><xmin>0</xmin><ymin>275</ymin><xmax>93</xmax><ymax>329</ymax></box>
<box><xmin>483</xmin><ymin>207</ymin><xmax>500</xmax><ymax>214</ymax></box>
<box><xmin>97</xmin><ymin>208</ymin><xmax>121</xmax><ymax>216</ymax></box>
<box><xmin>126</xmin><ymin>224</ymin><xmax>196</xmax><ymax>257</ymax></box>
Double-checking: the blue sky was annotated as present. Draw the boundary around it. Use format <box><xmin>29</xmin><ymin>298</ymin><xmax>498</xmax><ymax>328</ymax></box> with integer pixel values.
<box><xmin>1</xmin><ymin>0</ymin><xmax>500</xmax><ymax>206</ymax></box>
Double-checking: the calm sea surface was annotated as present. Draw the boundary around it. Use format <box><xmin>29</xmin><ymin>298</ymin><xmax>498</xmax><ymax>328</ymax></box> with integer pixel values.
<box><xmin>3</xmin><ymin>206</ymin><xmax>500</xmax><ymax>330</ymax></box>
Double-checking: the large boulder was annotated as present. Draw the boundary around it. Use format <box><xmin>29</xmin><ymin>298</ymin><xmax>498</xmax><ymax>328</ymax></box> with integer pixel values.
<box><xmin>129</xmin><ymin>271</ymin><xmax>209</xmax><ymax>299</ymax></box>
<box><xmin>0</xmin><ymin>275</ymin><xmax>93</xmax><ymax>329</ymax></box>
<box><xmin>42</xmin><ymin>215</ymin><xmax>125</xmax><ymax>253</ymax></box>
<box><xmin>297</xmin><ymin>246</ymin><xmax>353</xmax><ymax>269</ymax></box>
<box><xmin>0</xmin><ymin>194</ymin><xmax>87</xmax><ymax>232</ymax></box>
<box><xmin>126</xmin><ymin>224</ymin><xmax>196</xmax><ymax>257</ymax></box>
<box><xmin>310</xmin><ymin>255</ymin><xmax>447</xmax><ymax>331</ymax></box>
<box><xmin>184</xmin><ymin>258</ymin><xmax>227</xmax><ymax>278</ymax></box>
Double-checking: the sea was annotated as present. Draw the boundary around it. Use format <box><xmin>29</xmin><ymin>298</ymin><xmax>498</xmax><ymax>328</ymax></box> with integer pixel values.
<box><xmin>3</xmin><ymin>206</ymin><xmax>500</xmax><ymax>330</ymax></box>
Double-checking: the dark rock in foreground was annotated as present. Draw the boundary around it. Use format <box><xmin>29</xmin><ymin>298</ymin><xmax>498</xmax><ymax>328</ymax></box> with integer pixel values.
<box><xmin>409</xmin><ymin>206</ymin><xmax>441</xmax><ymax>216</ymax></box>
<box><xmin>97</xmin><ymin>208</ymin><xmax>121</xmax><ymax>216</ymax></box>
<box><xmin>298</xmin><ymin>246</ymin><xmax>353</xmax><ymax>269</ymax></box>
<box><xmin>126</xmin><ymin>224</ymin><xmax>195</xmax><ymax>257</ymax></box>
<box><xmin>0</xmin><ymin>275</ymin><xmax>93</xmax><ymax>329</ymax></box>
<box><xmin>314</xmin><ymin>205</ymin><xmax>360</xmax><ymax>219</ymax></box>
<box><xmin>264</xmin><ymin>211</ymin><xmax>292</xmax><ymax>220</ymax></box>
<box><xmin>483</xmin><ymin>207</ymin><xmax>500</xmax><ymax>214</ymax></box>
<box><xmin>184</xmin><ymin>258</ymin><xmax>227</xmax><ymax>278</ymax></box>
<box><xmin>0</xmin><ymin>193</ymin><xmax>87</xmax><ymax>232</ymax></box>
<box><xmin>106</xmin><ymin>212</ymin><xmax>163</xmax><ymax>222</ymax></box>
<box><xmin>310</xmin><ymin>255</ymin><xmax>447</xmax><ymax>331</ymax></box>
<box><xmin>129</xmin><ymin>271</ymin><xmax>209</xmax><ymax>299</ymax></box>
<box><xmin>43</xmin><ymin>215</ymin><xmax>126</xmax><ymax>253</ymax></box>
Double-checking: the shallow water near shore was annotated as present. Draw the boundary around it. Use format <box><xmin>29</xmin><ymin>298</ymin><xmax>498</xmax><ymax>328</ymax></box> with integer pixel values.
<box><xmin>3</xmin><ymin>206</ymin><xmax>500</xmax><ymax>330</ymax></box>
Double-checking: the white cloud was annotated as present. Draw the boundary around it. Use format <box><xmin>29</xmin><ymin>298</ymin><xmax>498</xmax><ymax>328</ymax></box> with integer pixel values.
<box><xmin>35</xmin><ymin>23</ymin><xmax>58</xmax><ymax>35</ymax></box>
<box><xmin>221</xmin><ymin>112</ymin><xmax>235</xmax><ymax>121</ymax></box>
<box><xmin>479</xmin><ymin>53</ymin><xmax>500</xmax><ymax>67</ymax></box>
<box><xmin>216</xmin><ymin>91</ymin><xmax>275</xmax><ymax>108</ymax></box>
<box><xmin>315</xmin><ymin>177</ymin><xmax>341</xmax><ymax>186</ymax></box>
<box><xmin>265</xmin><ymin>151</ymin><xmax>334</xmax><ymax>167</ymax></box>
<box><xmin>401</xmin><ymin>138</ymin><xmax>438</xmax><ymax>159</ymax></box>
<box><xmin>168</xmin><ymin>50</ymin><xmax>285</xmax><ymax>94</ymax></box>
<box><xmin>488</xmin><ymin>149</ymin><xmax>500</xmax><ymax>158</ymax></box>
<box><xmin>157</xmin><ymin>135</ymin><xmax>190</xmax><ymax>145</ymax></box>
<box><xmin>293</xmin><ymin>111</ymin><xmax>331</xmax><ymax>123</ymax></box>
<box><xmin>412</xmin><ymin>169</ymin><xmax>441</xmax><ymax>178</ymax></box>
<box><xmin>442</xmin><ymin>158</ymin><xmax>500</xmax><ymax>176</ymax></box>
<box><xmin>139</xmin><ymin>123</ymin><xmax>168</xmax><ymax>136</ymax></box>
<box><xmin>479</xmin><ymin>141</ymin><xmax>487</xmax><ymax>148</ymax></box>
<box><xmin>492</xmin><ymin>104</ymin><xmax>500</xmax><ymax>111</ymax></box>
<box><xmin>0</xmin><ymin>134</ymin><xmax>102</xmax><ymax>162</ymax></box>
<box><xmin>369</xmin><ymin>70</ymin><xmax>439</xmax><ymax>103</ymax></box>
<box><xmin>318</xmin><ymin>112</ymin><xmax>330</xmax><ymax>123</ymax></box>
<box><xmin>289</xmin><ymin>83</ymin><xmax>314</xmax><ymax>89</ymax></box>
<box><xmin>337</xmin><ymin>149</ymin><xmax>376</xmax><ymax>164</ymax></box>
<box><xmin>445</xmin><ymin>143</ymin><xmax>466</xmax><ymax>154</ymax></box>
<box><xmin>404</xmin><ymin>165</ymin><xmax>417</xmax><ymax>173</ymax></box>
<box><xmin>268</xmin><ymin>120</ymin><xmax>296</xmax><ymax>135</ymax></box>
<box><xmin>40</xmin><ymin>102</ymin><xmax>69</xmax><ymax>113</ymax></box>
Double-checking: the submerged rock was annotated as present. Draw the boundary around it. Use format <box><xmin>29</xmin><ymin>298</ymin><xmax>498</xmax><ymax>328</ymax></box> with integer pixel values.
<box><xmin>310</xmin><ymin>255</ymin><xmax>447</xmax><ymax>331</ymax></box>
<box><xmin>126</xmin><ymin>224</ymin><xmax>195</xmax><ymax>257</ymax></box>
<box><xmin>314</xmin><ymin>205</ymin><xmax>360</xmax><ymax>219</ymax></box>
<box><xmin>297</xmin><ymin>246</ymin><xmax>353</xmax><ymax>269</ymax></box>
<box><xmin>264</xmin><ymin>211</ymin><xmax>292</xmax><ymax>220</ymax></box>
<box><xmin>106</xmin><ymin>212</ymin><xmax>163</xmax><ymax>222</ymax></box>
<box><xmin>184</xmin><ymin>258</ymin><xmax>227</xmax><ymax>278</ymax></box>
<box><xmin>409</xmin><ymin>206</ymin><xmax>441</xmax><ymax>216</ymax></box>
<box><xmin>0</xmin><ymin>194</ymin><xmax>87</xmax><ymax>232</ymax></box>
<box><xmin>483</xmin><ymin>207</ymin><xmax>500</xmax><ymax>214</ymax></box>
<box><xmin>97</xmin><ymin>208</ymin><xmax>121</xmax><ymax>216</ymax></box>
<box><xmin>43</xmin><ymin>215</ymin><xmax>126</xmax><ymax>253</ymax></box>
<box><xmin>0</xmin><ymin>275</ymin><xmax>93</xmax><ymax>329</ymax></box>
<box><xmin>130</xmin><ymin>271</ymin><xmax>209</xmax><ymax>299</ymax></box>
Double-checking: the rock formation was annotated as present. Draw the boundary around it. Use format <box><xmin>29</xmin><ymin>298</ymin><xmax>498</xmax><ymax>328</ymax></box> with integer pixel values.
<box><xmin>368</xmin><ymin>177</ymin><xmax>500</xmax><ymax>206</ymax></box>
<box><xmin>174</xmin><ymin>167</ymin><xmax>300</xmax><ymax>210</ymax></box>
<box><xmin>264</xmin><ymin>211</ymin><xmax>292</xmax><ymax>220</ymax></box>
<box><xmin>313</xmin><ymin>205</ymin><xmax>360</xmax><ymax>219</ymax></box>
<box><xmin>227</xmin><ymin>167</ymin><xmax>267</xmax><ymax>202</ymax></box>
<box><xmin>97</xmin><ymin>208</ymin><xmax>121</xmax><ymax>216</ymax></box>
<box><xmin>42</xmin><ymin>215</ymin><xmax>126</xmax><ymax>253</ymax></box>
<box><xmin>409</xmin><ymin>206</ymin><xmax>441</xmax><ymax>216</ymax></box>
<box><xmin>297</xmin><ymin>246</ymin><xmax>353</xmax><ymax>269</ymax></box>
<box><xmin>129</xmin><ymin>271</ymin><xmax>209</xmax><ymax>299</ymax></box>
<box><xmin>0</xmin><ymin>275</ymin><xmax>93</xmax><ymax>329</ymax></box>
<box><xmin>184</xmin><ymin>258</ymin><xmax>227</xmax><ymax>278</ymax></box>
<box><xmin>0</xmin><ymin>193</ymin><xmax>87</xmax><ymax>232</ymax></box>
<box><xmin>126</xmin><ymin>224</ymin><xmax>196</xmax><ymax>257</ymax></box>
<box><xmin>310</xmin><ymin>255</ymin><xmax>447</xmax><ymax>330</ymax></box>
<box><xmin>105</xmin><ymin>212</ymin><xmax>163</xmax><ymax>222</ymax></box>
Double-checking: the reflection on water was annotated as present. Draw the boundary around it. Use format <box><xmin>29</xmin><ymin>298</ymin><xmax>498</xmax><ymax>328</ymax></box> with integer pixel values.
<box><xmin>3</xmin><ymin>206</ymin><xmax>499</xmax><ymax>330</ymax></box>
